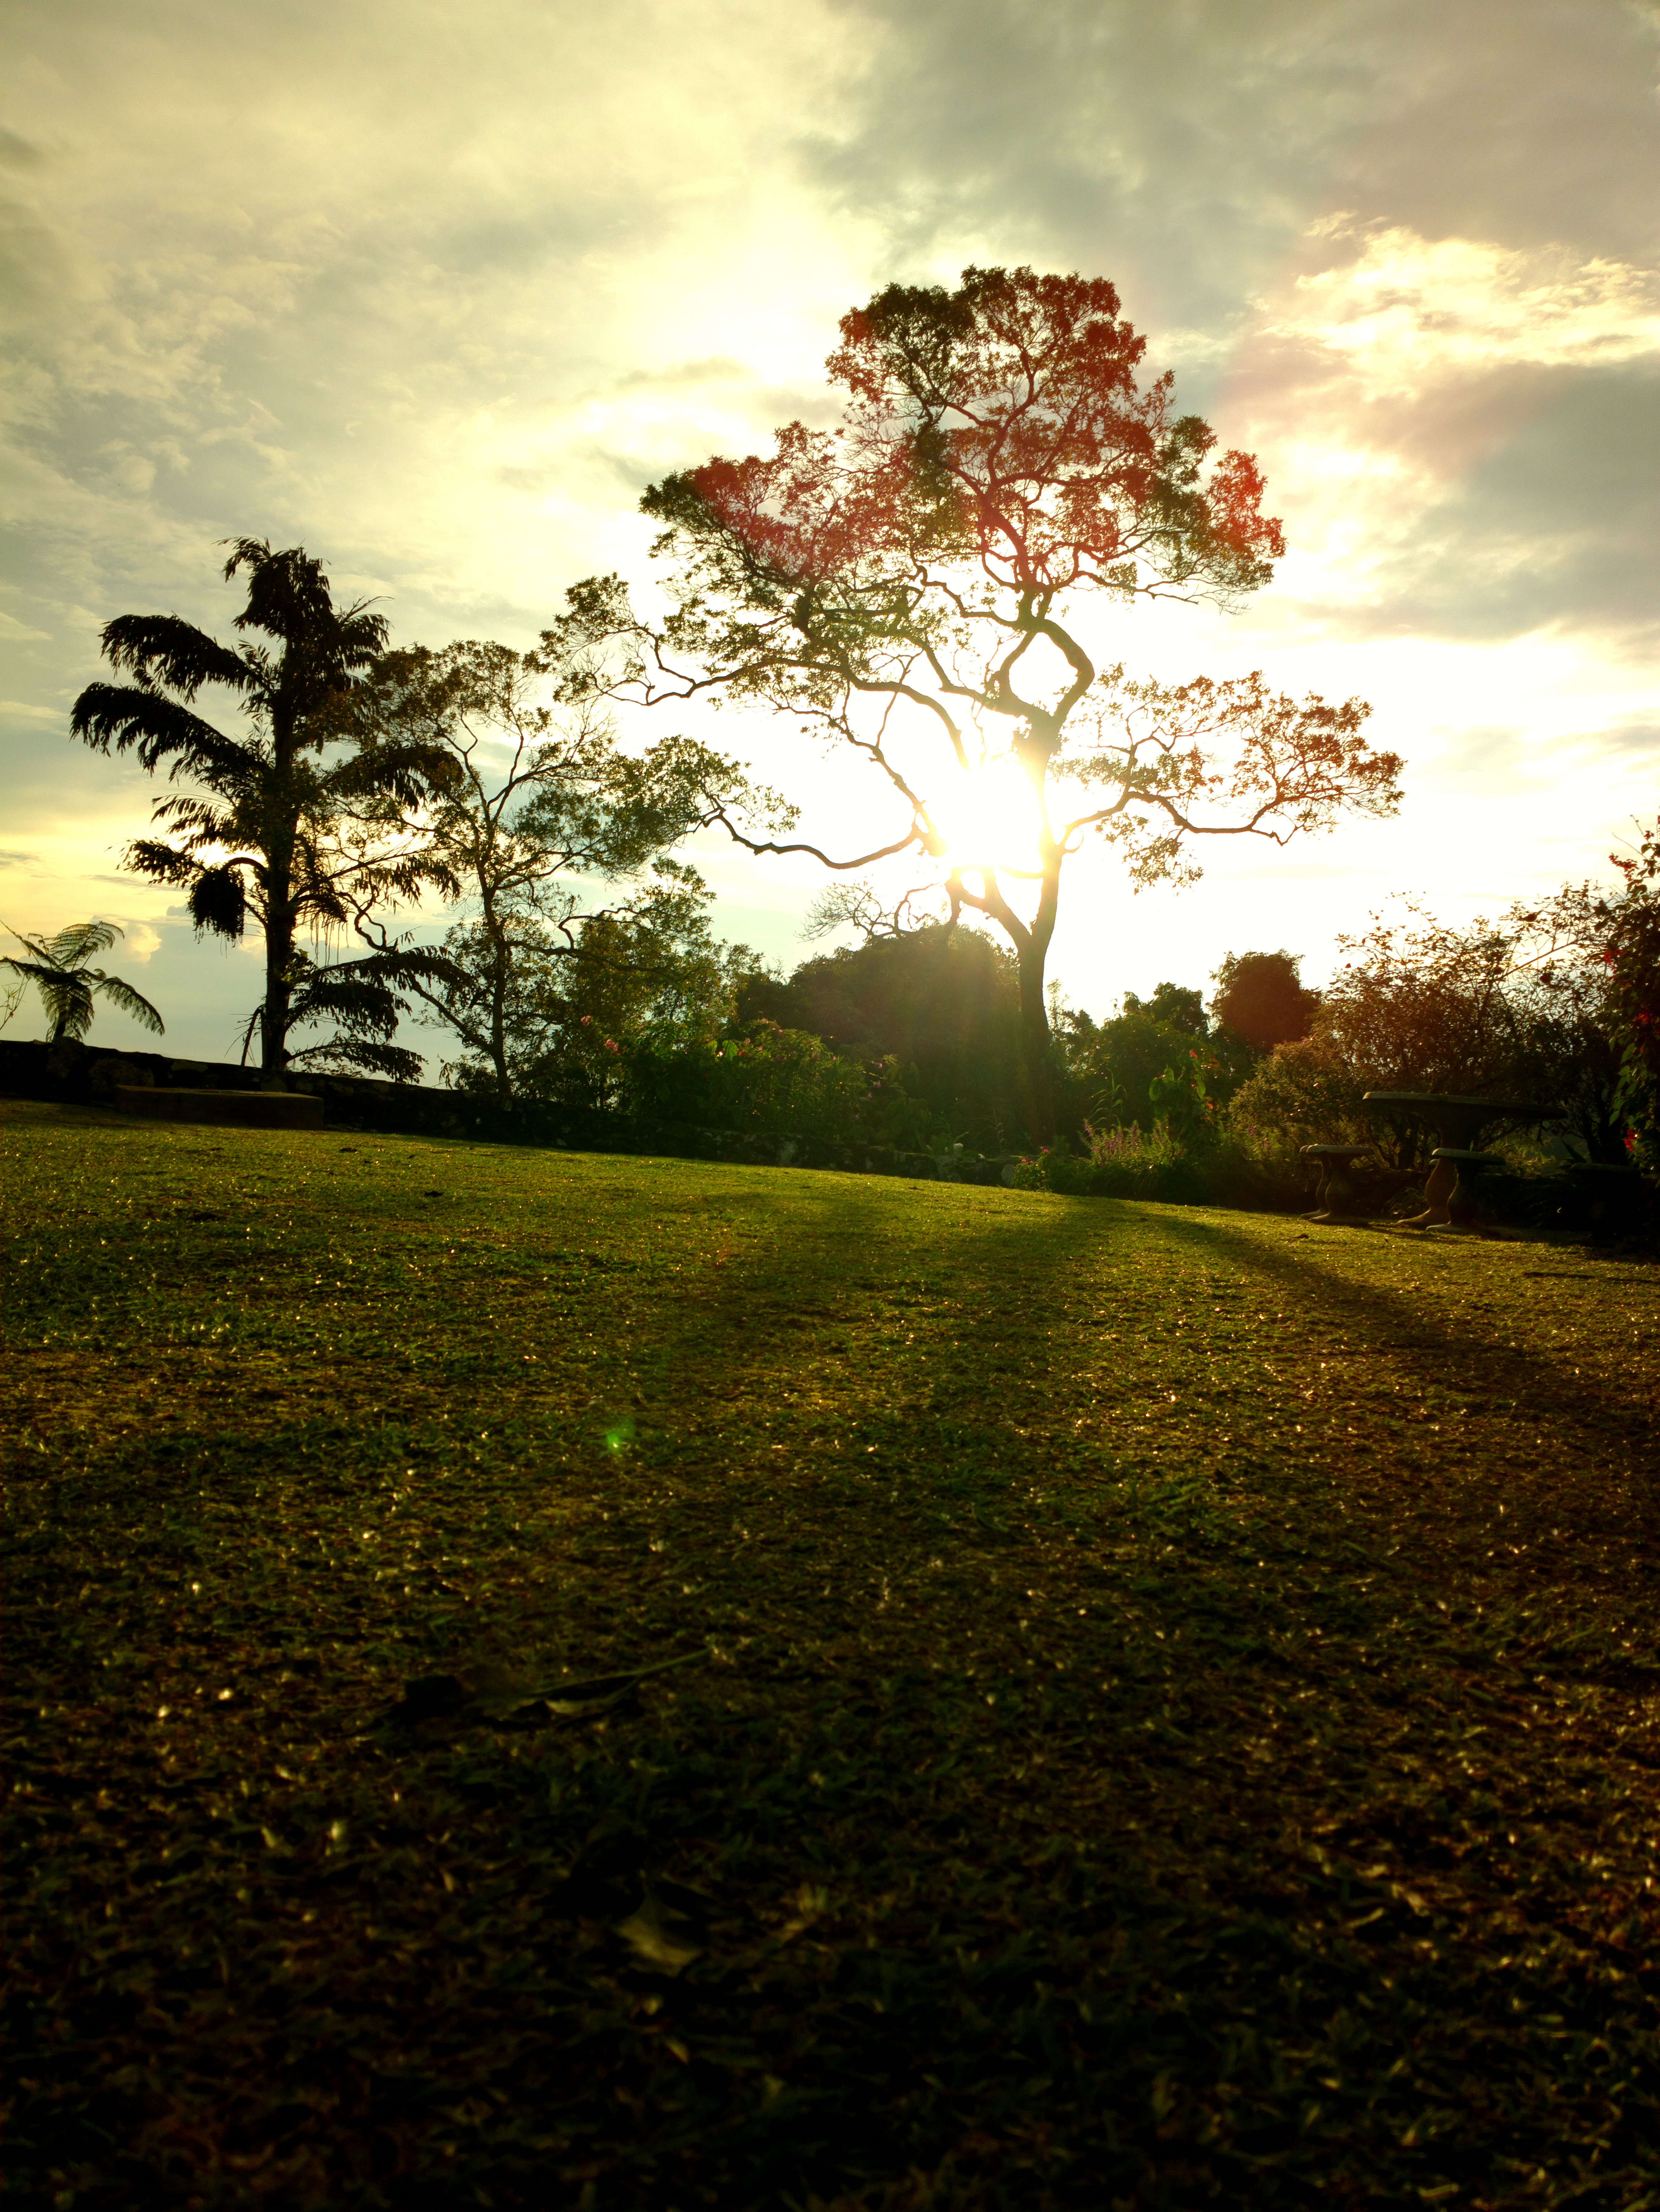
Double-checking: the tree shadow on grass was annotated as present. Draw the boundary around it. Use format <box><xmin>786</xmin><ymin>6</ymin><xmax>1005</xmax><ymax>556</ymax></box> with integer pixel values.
<box><xmin>12</xmin><ymin>1160</ymin><xmax>1660</xmax><ymax>2211</ymax></box>
<box><xmin>1150</xmin><ymin>1209</ymin><xmax>1660</xmax><ymax>1552</ymax></box>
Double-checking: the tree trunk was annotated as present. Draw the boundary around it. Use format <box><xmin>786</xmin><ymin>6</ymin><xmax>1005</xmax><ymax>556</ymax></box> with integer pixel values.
<box><xmin>489</xmin><ymin>984</ymin><xmax>511</xmax><ymax>1106</ymax></box>
<box><xmin>482</xmin><ymin>902</ymin><xmax>512</xmax><ymax>1107</ymax></box>
<box><xmin>1017</xmin><ymin>942</ymin><xmax>1055</xmax><ymax>1146</ymax></box>
<box><xmin>260</xmin><ymin>892</ymin><xmax>291</xmax><ymax>1088</ymax></box>
<box><xmin>261</xmin><ymin>730</ymin><xmax>297</xmax><ymax>1087</ymax></box>
<box><xmin>1016</xmin><ymin>841</ymin><xmax>1064</xmax><ymax>1147</ymax></box>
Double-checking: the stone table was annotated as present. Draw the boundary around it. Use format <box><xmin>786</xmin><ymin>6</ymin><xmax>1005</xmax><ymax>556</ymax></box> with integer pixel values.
<box><xmin>1361</xmin><ymin>1091</ymin><xmax>1559</xmax><ymax>1227</ymax></box>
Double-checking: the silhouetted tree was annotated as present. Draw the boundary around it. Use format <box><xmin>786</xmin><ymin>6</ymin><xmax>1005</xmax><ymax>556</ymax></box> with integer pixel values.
<box><xmin>554</xmin><ymin>265</ymin><xmax>1403</xmax><ymax>1137</ymax></box>
<box><xmin>1123</xmin><ymin>980</ymin><xmax>1208</xmax><ymax>1035</ymax></box>
<box><xmin>738</xmin><ymin>922</ymin><xmax>1025</xmax><ymax>1147</ymax></box>
<box><xmin>1</xmin><ymin>920</ymin><xmax>164</xmax><ymax>1045</ymax></box>
<box><xmin>71</xmin><ymin>540</ymin><xmax>458</xmax><ymax>1084</ymax></box>
<box><xmin>348</xmin><ymin>640</ymin><xmax>769</xmax><ymax>1103</ymax></box>
<box><xmin>1210</xmin><ymin>950</ymin><xmax>1319</xmax><ymax>1053</ymax></box>
<box><xmin>1058</xmin><ymin>997</ymin><xmax>1224</xmax><ymax>1134</ymax></box>
<box><xmin>475</xmin><ymin>889</ymin><xmax>764</xmax><ymax>1111</ymax></box>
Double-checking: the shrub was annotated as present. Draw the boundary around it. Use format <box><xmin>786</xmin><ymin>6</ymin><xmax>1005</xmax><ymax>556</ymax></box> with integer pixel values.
<box><xmin>1222</xmin><ymin>881</ymin><xmax>1646</xmax><ymax>1173</ymax></box>
<box><xmin>1056</xmin><ymin>1007</ymin><xmax>1232</xmax><ymax>1136</ymax></box>
<box><xmin>1012</xmin><ymin>1119</ymin><xmax>1206</xmax><ymax>1202</ymax></box>
<box><xmin>1222</xmin><ymin>1034</ymin><xmax>1375</xmax><ymax>1171</ymax></box>
<box><xmin>618</xmin><ymin>1022</ymin><xmax>930</xmax><ymax>1146</ymax></box>
<box><xmin>738</xmin><ymin>921</ymin><xmax>1028</xmax><ymax>1151</ymax></box>
<box><xmin>1012</xmin><ymin>1118</ymin><xmax>1305</xmax><ymax>1210</ymax></box>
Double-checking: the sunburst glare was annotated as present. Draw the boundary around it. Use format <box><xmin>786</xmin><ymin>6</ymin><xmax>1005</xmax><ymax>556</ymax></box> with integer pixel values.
<box><xmin>928</xmin><ymin>756</ymin><xmax>1041</xmax><ymax>876</ymax></box>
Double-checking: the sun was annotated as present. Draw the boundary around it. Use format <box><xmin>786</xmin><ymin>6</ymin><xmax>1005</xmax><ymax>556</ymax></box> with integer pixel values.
<box><xmin>929</xmin><ymin>756</ymin><xmax>1041</xmax><ymax>876</ymax></box>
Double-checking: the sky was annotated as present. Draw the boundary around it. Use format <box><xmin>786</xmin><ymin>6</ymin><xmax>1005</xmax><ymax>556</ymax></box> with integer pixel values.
<box><xmin>2</xmin><ymin>0</ymin><xmax>1657</xmax><ymax>1065</ymax></box>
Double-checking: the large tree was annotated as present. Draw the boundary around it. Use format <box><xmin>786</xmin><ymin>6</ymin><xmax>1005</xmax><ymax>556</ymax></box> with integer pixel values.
<box><xmin>554</xmin><ymin>266</ymin><xmax>1404</xmax><ymax>1136</ymax></box>
<box><xmin>350</xmin><ymin>639</ymin><xmax>772</xmax><ymax>1104</ymax></box>
<box><xmin>71</xmin><ymin>540</ymin><xmax>458</xmax><ymax>1084</ymax></box>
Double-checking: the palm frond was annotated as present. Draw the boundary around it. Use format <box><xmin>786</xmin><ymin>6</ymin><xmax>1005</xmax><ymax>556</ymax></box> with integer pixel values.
<box><xmin>150</xmin><ymin>794</ymin><xmax>247</xmax><ymax>842</ymax></box>
<box><xmin>98</xmin><ymin>614</ymin><xmax>251</xmax><ymax>700</ymax></box>
<box><xmin>89</xmin><ymin>970</ymin><xmax>165</xmax><ymax>1035</ymax></box>
<box><xmin>126</xmin><ymin>839</ymin><xmax>205</xmax><ymax>885</ymax></box>
<box><xmin>285</xmin><ymin>1036</ymin><xmax>425</xmax><ymax>1081</ymax></box>
<box><xmin>296</xmin><ymin>875</ymin><xmax>351</xmax><ymax>927</ymax></box>
<box><xmin>379</xmin><ymin>852</ymin><xmax>463</xmax><ymax>905</ymax></box>
<box><xmin>225</xmin><ymin>541</ymin><xmax>389</xmax><ymax>671</ymax></box>
<box><xmin>71</xmin><ymin>685</ymin><xmax>248</xmax><ymax>780</ymax></box>
<box><xmin>2</xmin><ymin>922</ymin><xmax>54</xmax><ymax>963</ymax></box>
<box><xmin>369</xmin><ymin>946</ymin><xmax>468</xmax><ymax>990</ymax></box>
<box><xmin>323</xmin><ymin>740</ymin><xmax>460</xmax><ymax>807</ymax></box>
<box><xmin>0</xmin><ymin>955</ymin><xmax>76</xmax><ymax>992</ymax></box>
<box><xmin>46</xmin><ymin>918</ymin><xmax>121</xmax><ymax>965</ymax></box>
<box><xmin>2</xmin><ymin>963</ymin><xmax>95</xmax><ymax>1041</ymax></box>
<box><xmin>287</xmin><ymin>969</ymin><xmax>402</xmax><ymax>1027</ymax></box>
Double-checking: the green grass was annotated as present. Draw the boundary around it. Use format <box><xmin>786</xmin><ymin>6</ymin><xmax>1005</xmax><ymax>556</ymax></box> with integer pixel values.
<box><xmin>5</xmin><ymin>1099</ymin><xmax>1658</xmax><ymax>2211</ymax></box>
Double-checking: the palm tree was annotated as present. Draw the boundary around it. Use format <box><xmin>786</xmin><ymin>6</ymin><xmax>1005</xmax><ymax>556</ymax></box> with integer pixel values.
<box><xmin>1</xmin><ymin>919</ymin><xmax>165</xmax><ymax>1044</ymax></box>
<box><xmin>70</xmin><ymin>539</ymin><xmax>458</xmax><ymax>1086</ymax></box>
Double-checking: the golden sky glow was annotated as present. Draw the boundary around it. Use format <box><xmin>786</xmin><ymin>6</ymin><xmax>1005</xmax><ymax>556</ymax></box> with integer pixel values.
<box><xmin>2</xmin><ymin>0</ymin><xmax>1656</xmax><ymax>1059</ymax></box>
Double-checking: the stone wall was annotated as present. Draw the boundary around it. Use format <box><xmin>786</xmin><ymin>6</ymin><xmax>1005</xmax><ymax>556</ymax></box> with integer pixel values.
<box><xmin>0</xmin><ymin>1039</ymin><xmax>1021</xmax><ymax>1187</ymax></box>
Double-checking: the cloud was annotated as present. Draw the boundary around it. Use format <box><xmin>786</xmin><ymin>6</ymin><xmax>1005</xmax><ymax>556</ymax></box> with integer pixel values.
<box><xmin>1278</xmin><ymin>223</ymin><xmax>1660</xmax><ymax>383</ymax></box>
<box><xmin>0</xmin><ymin>0</ymin><xmax>875</xmax><ymax>656</ymax></box>
<box><xmin>814</xmin><ymin>0</ymin><xmax>1660</xmax><ymax>337</ymax></box>
<box><xmin>1214</xmin><ymin>225</ymin><xmax>1660</xmax><ymax>641</ymax></box>
<box><xmin>0</xmin><ymin>128</ymin><xmax>46</xmax><ymax>172</ymax></box>
<box><xmin>805</xmin><ymin>2</ymin><xmax>1660</xmax><ymax>654</ymax></box>
<box><xmin>122</xmin><ymin>921</ymin><xmax>161</xmax><ymax>963</ymax></box>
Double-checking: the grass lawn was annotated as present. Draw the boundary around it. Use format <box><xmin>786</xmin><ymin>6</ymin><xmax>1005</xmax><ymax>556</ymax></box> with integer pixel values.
<box><xmin>5</xmin><ymin>1099</ymin><xmax>1659</xmax><ymax>2211</ymax></box>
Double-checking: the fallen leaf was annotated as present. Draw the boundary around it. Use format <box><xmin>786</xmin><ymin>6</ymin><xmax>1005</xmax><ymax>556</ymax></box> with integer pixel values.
<box><xmin>615</xmin><ymin>1888</ymin><xmax>703</xmax><ymax>1976</ymax></box>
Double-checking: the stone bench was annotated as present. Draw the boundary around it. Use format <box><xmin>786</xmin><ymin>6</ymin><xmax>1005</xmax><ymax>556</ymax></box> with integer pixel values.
<box><xmin>1299</xmin><ymin>1143</ymin><xmax>1379</xmax><ymax>1223</ymax></box>
<box><xmin>113</xmin><ymin>1086</ymin><xmax>323</xmax><ymax>1129</ymax></box>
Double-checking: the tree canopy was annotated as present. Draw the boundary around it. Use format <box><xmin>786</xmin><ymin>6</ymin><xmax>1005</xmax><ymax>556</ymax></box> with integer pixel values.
<box><xmin>555</xmin><ymin>265</ymin><xmax>1404</xmax><ymax>1135</ymax></box>
<box><xmin>1210</xmin><ymin>950</ymin><xmax>1320</xmax><ymax>1054</ymax></box>
<box><xmin>1122</xmin><ymin>980</ymin><xmax>1209</xmax><ymax>1037</ymax></box>
<box><xmin>738</xmin><ymin>921</ymin><xmax>1027</xmax><ymax>1149</ymax></box>
<box><xmin>347</xmin><ymin>640</ymin><xmax>768</xmax><ymax>1103</ymax></box>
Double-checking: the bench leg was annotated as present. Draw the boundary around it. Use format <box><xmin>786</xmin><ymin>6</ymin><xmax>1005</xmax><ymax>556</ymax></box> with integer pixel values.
<box><xmin>1403</xmin><ymin>1155</ymin><xmax>1456</xmax><ymax>1228</ymax></box>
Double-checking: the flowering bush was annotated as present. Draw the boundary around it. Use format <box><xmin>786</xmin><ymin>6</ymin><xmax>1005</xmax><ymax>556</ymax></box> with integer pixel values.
<box><xmin>1012</xmin><ymin>1118</ymin><xmax>1205</xmax><ymax>1199</ymax></box>
<box><xmin>1601</xmin><ymin>816</ymin><xmax>1659</xmax><ymax>1168</ymax></box>
<box><xmin>1221</xmin><ymin>1033</ymin><xmax>1373</xmax><ymax>1172</ymax></box>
